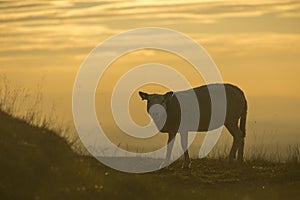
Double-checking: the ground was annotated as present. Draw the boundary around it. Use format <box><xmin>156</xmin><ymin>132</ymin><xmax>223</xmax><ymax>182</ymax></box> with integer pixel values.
<box><xmin>0</xmin><ymin>110</ymin><xmax>299</xmax><ymax>200</ymax></box>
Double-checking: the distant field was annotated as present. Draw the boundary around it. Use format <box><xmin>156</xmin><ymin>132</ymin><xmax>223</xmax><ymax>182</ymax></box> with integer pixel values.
<box><xmin>0</xmin><ymin>110</ymin><xmax>299</xmax><ymax>199</ymax></box>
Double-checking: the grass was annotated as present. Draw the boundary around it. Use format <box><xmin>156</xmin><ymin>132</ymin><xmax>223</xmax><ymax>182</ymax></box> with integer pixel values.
<box><xmin>0</xmin><ymin>107</ymin><xmax>299</xmax><ymax>199</ymax></box>
<box><xmin>0</xmin><ymin>74</ymin><xmax>70</xmax><ymax>137</ymax></box>
<box><xmin>0</xmin><ymin>106</ymin><xmax>300</xmax><ymax>199</ymax></box>
<box><xmin>0</xmin><ymin>76</ymin><xmax>300</xmax><ymax>199</ymax></box>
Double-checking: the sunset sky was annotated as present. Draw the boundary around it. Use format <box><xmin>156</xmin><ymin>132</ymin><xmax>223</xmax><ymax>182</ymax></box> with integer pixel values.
<box><xmin>1</xmin><ymin>0</ymin><xmax>300</xmax><ymax>153</ymax></box>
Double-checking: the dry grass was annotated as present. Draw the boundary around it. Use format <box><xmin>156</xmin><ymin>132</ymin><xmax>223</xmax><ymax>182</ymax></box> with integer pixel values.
<box><xmin>0</xmin><ymin>74</ymin><xmax>77</xmax><ymax>145</ymax></box>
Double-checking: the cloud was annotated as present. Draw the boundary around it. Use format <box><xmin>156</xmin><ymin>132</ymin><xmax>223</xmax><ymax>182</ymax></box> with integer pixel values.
<box><xmin>0</xmin><ymin>0</ymin><xmax>299</xmax><ymax>53</ymax></box>
<box><xmin>1</xmin><ymin>0</ymin><xmax>299</xmax><ymax>22</ymax></box>
<box><xmin>0</xmin><ymin>23</ymin><xmax>121</xmax><ymax>52</ymax></box>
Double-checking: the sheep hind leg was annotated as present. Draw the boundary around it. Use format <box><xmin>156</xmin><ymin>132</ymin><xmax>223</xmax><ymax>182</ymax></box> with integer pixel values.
<box><xmin>226</xmin><ymin>123</ymin><xmax>244</xmax><ymax>163</ymax></box>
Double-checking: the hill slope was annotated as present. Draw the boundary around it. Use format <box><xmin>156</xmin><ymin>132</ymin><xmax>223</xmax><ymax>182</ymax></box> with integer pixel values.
<box><xmin>0</xmin><ymin>110</ymin><xmax>299</xmax><ymax>200</ymax></box>
<box><xmin>0</xmin><ymin>110</ymin><xmax>82</xmax><ymax>199</ymax></box>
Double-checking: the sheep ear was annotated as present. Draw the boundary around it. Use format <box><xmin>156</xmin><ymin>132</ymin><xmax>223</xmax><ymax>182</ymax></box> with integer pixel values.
<box><xmin>164</xmin><ymin>91</ymin><xmax>173</xmax><ymax>102</ymax></box>
<box><xmin>139</xmin><ymin>91</ymin><xmax>149</xmax><ymax>100</ymax></box>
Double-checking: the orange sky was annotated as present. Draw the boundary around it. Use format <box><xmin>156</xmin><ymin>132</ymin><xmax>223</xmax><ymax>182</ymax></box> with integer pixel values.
<box><xmin>1</xmin><ymin>1</ymin><xmax>300</xmax><ymax>148</ymax></box>
<box><xmin>1</xmin><ymin>1</ymin><xmax>299</xmax><ymax>94</ymax></box>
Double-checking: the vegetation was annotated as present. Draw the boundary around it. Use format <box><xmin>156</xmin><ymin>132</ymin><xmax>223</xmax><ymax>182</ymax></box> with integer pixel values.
<box><xmin>0</xmin><ymin>77</ymin><xmax>299</xmax><ymax>199</ymax></box>
<box><xmin>0</xmin><ymin>107</ymin><xmax>299</xmax><ymax>199</ymax></box>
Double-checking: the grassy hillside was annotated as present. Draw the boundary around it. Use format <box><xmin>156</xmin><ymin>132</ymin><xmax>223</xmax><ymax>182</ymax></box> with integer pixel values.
<box><xmin>0</xmin><ymin>110</ymin><xmax>299</xmax><ymax>200</ymax></box>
